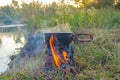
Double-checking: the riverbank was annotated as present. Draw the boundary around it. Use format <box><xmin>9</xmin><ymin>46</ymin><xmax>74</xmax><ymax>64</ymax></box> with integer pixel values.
<box><xmin>0</xmin><ymin>27</ymin><xmax>120</xmax><ymax>80</ymax></box>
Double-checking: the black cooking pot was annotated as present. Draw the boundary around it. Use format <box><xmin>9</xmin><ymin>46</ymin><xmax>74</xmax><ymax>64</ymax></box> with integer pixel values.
<box><xmin>45</xmin><ymin>33</ymin><xmax>93</xmax><ymax>46</ymax></box>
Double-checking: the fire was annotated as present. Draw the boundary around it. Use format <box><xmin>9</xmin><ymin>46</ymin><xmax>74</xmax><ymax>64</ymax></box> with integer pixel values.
<box><xmin>49</xmin><ymin>35</ymin><xmax>62</xmax><ymax>67</ymax></box>
<box><xmin>62</xmin><ymin>51</ymin><xmax>69</xmax><ymax>63</ymax></box>
<box><xmin>49</xmin><ymin>35</ymin><xmax>70</xmax><ymax>68</ymax></box>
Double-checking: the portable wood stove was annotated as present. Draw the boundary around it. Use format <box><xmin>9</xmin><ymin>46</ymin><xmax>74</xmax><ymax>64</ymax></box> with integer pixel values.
<box><xmin>44</xmin><ymin>33</ymin><xmax>93</xmax><ymax>69</ymax></box>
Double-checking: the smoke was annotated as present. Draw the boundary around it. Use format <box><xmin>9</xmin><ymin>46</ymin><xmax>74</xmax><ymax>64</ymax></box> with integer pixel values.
<box><xmin>41</xmin><ymin>23</ymin><xmax>72</xmax><ymax>33</ymax></box>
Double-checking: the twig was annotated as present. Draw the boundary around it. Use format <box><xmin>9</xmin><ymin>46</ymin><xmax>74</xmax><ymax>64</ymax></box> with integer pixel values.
<box><xmin>39</xmin><ymin>71</ymin><xmax>52</xmax><ymax>80</ymax></box>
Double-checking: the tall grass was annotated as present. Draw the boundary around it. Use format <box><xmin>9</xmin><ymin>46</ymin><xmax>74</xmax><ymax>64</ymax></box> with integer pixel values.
<box><xmin>16</xmin><ymin>2</ymin><xmax>120</xmax><ymax>29</ymax></box>
<box><xmin>70</xmin><ymin>7</ymin><xmax>120</xmax><ymax>30</ymax></box>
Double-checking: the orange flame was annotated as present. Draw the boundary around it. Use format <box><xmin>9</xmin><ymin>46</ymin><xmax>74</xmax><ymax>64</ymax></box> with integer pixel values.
<box><xmin>49</xmin><ymin>35</ymin><xmax>62</xmax><ymax>67</ymax></box>
<box><xmin>62</xmin><ymin>51</ymin><xmax>69</xmax><ymax>63</ymax></box>
<box><xmin>49</xmin><ymin>35</ymin><xmax>70</xmax><ymax>67</ymax></box>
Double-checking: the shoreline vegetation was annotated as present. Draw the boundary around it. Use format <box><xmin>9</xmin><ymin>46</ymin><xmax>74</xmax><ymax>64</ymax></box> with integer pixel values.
<box><xmin>0</xmin><ymin>0</ymin><xmax>120</xmax><ymax>79</ymax></box>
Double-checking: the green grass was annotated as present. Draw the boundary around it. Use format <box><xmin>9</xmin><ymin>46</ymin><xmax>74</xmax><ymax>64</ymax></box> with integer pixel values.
<box><xmin>73</xmin><ymin>28</ymin><xmax>120</xmax><ymax>80</ymax></box>
<box><xmin>14</xmin><ymin>2</ymin><xmax>120</xmax><ymax>29</ymax></box>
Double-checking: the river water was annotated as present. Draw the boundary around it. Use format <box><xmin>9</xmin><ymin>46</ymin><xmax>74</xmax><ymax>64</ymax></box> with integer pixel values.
<box><xmin>0</xmin><ymin>27</ymin><xmax>25</xmax><ymax>74</ymax></box>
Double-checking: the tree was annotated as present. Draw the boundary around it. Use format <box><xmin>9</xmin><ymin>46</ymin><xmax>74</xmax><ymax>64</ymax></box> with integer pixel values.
<box><xmin>95</xmin><ymin>0</ymin><xmax>114</xmax><ymax>8</ymax></box>
<box><xmin>114</xmin><ymin>0</ymin><xmax>120</xmax><ymax>9</ymax></box>
<box><xmin>71</xmin><ymin>0</ymin><xmax>114</xmax><ymax>8</ymax></box>
<box><xmin>11</xmin><ymin>0</ymin><xmax>19</xmax><ymax>9</ymax></box>
<box><xmin>0</xmin><ymin>6</ymin><xmax>15</xmax><ymax>18</ymax></box>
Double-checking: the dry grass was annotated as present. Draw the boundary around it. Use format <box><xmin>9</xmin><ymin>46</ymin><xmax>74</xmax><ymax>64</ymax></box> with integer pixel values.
<box><xmin>73</xmin><ymin>28</ymin><xmax>120</xmax><ymax>80</ymax></box>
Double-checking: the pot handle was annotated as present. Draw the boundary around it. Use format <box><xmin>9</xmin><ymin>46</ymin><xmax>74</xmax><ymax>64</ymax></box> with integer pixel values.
<box><xmin>72</xmin><ymin>33</ymin><xmax>93</xmax><ymax>42</ymax></box>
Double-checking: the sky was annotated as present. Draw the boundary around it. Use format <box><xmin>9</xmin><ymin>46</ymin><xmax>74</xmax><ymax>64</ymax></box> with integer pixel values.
<box><xmin>0</xmin><ymin>0</ymin><xmax>77</xmax><ymax>7</ymax></box>
<box><xmin>0</xmin><ymin>0</ymin><xmax>12</xmax><ymax>6</ymax></box>
<box><xmin>0</xmin><ymin>0</ymin><xmax>59</xmax><ymax>6</ymax></box>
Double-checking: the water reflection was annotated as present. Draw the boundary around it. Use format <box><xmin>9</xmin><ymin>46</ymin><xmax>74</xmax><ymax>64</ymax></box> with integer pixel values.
<box><xmin>0</xmin><ymin>32</ymin><xmax>25</xmax><ymax>73</ymax></box>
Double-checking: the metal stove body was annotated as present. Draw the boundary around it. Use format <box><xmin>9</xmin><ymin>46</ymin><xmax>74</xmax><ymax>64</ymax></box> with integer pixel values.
<box><xmin>44</xmin><ymin>32</ymin><xmax>93</xmax><ymax>69</ymax></box>
<box><xmin>44</xmin><ymin>33</ymin><xmax>74</xmax><ymax>68</ymax></box>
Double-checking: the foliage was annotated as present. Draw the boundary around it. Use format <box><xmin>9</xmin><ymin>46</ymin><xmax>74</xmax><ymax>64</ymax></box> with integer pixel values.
<box><xmin>72</xmin><ymin>0</ymin><xmax>114</xmax><ymax>8</ymax></box>
<box><xmin>1</xmin><ymin>1</ymin><xmax>120</xmax><ymax>29</ymax></box>
<box><xmin>0</xmin><ymin>6</ymin><xmax>15</xmax><ymax>20</ymax></box>
<box><xmin>114</xmin><ymin>2</ymin><xmax>120</xmax><ymax>9</ymax></box>
<box><xmin>97</xmin><ymin>0</ymin><xmax>114</xmax><ymax>8</ymax></box>
<box><xmin>17</xmin><ymin>2</ymin><xmax>120</xmax><ymax>29</ymax></box>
